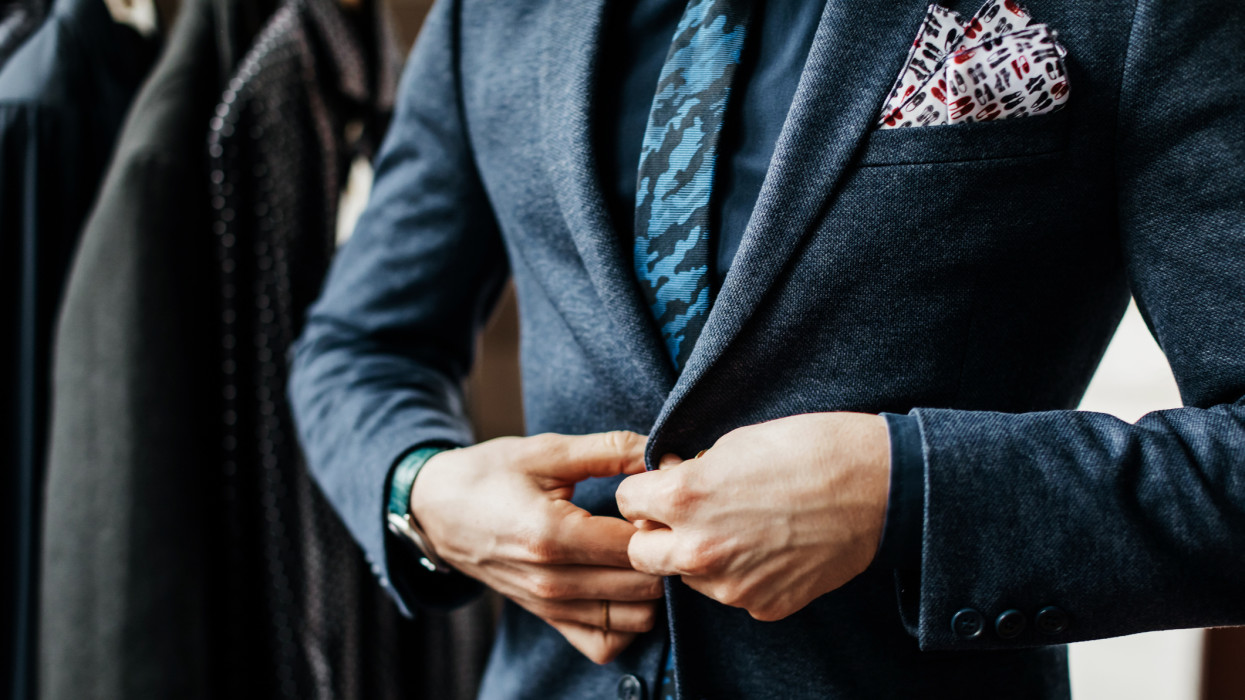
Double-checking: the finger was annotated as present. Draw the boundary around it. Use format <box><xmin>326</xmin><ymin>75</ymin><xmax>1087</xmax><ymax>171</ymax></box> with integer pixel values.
<box><xmin>546</xmin><ymin>619</ymin><xmax>637</xmax><ymax>666</ymax></box>
<box><xmin>658</xmin><ymin>452</ymin><xmax>683</xmax><ymax>470</ymax></box>
<box><xmin>526</xmin><ymin>431</ymin><xmax>648</xmax><ymax>482</ymax></box>
<box><xmin>627</xmin><ymin>526</ymin><xmax>684</xmax><ymax>576</ymax></box>
<box><xmin>614</xmin><ymin>469</ymin><xmax>678</xmax><ymax>525</ymax></box>
<box><xmin>551</xmin><ymin>506</ymin><xmax>643</xmax><ymax>568</ymax></box>
<box><xmin>529</xmin><ymin>599</ymin><xmax>658</xmax><ymax>634</ymax></box>
<box><xmin>524</xmin><ymin>565</ymin><xmax>663</xmax><ymax>602</ymax></box>
<box><xmin>677</xmin><ymin>575</ymin><xmax>729</xmax><ymax>609</ymax></box>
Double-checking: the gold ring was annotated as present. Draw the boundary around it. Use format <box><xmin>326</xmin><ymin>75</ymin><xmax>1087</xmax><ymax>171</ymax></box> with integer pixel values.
<box><xmin>601</xmin><ymin>600</ymin><xmax>611</xmax><ymax>632</ymax></box>
<box><xmin>695</xmin><ymin>449</ymin><xmax>708</xmax><ymax>459</ymax></box>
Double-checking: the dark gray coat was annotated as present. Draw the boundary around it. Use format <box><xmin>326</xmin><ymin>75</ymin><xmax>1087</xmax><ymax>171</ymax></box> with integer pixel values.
<box><xmin>0</xmin><ymin>1</ymin><xmax>155</xmax><ymax>696</ymax></box>
<box><xmin>40</xmin><ymin>1</ymin><xmax>259</xmax><ymax>697</ymax></box>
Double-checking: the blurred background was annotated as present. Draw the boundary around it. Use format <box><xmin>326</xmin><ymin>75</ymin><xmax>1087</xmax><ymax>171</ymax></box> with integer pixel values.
<box><xmin>1</xmin><ymin>0</ymin><xmax>1241</xmax><ymax>698</ymax></box>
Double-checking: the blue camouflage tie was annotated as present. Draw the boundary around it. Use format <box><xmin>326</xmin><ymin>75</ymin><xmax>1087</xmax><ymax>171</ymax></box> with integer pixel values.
<box><xmin>634</xmin><ymin>0</ymin><xmax>749</xmax><ymax>372</ymax></box>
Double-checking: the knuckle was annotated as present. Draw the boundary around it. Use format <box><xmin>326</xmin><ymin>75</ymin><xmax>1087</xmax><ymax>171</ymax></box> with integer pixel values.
<box><xmin>666</xmin><ymin>479</ymin><xmax>698</xmax><ymax>512</ymax></box>
<box><xmin>524</xmin><ymin>538</ymin><xmax>561</xmax><ymax>565</ymax></box>
<box><xmin>637</xmin><ymin>605</ymin><xmax>657</xmax><ymax>631</ymax></box>
<box><xmin>749</xmin><ymin>605</ymin><xmax>787</xmax><ymax>622</ymax></box>
<box><xmin>714</xmin><ymin>582</ymin><xmax>743</xmax><ymax>607</ymax></box>
<box><xmin>525</xmin><ymin>432</ymin><xmax>562</xmax><ymax>454</ymax></box>
<box><xmin>679</xmin><ymin>535</ymin><xmax>726</xmax><ymax>576</ymax></box>
<box><xmin>489</xmin><ymin>436</ymin><xmax>527</xmax><ymax>464</ymax></box>
<box><xmin>521</xmin><ymin>518</ymin><xmax>563</xmax><ymax>563</ymax></box>
<box><xmin>643</xmin><ymin>576</ymin><xmax>664</xmax><ymax>599</ymax></box>
<box><xmin>527</xmin><ymin>598</ymin><xmax>553</xmax><ymax>618</ymax></box>
<box><xmin>526</xmin><ymin>572</ymin><xmax>567</xmax><ymax>600</ymax></box>
<box><xmin>601</xmin><ymin>430</ymin><xmax>642</xmax><ymax>454</ymax></box>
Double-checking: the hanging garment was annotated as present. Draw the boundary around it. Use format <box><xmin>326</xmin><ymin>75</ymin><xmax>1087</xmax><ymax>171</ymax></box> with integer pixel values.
<box><xmin>0</xmin><ymin>1</ymin><xmax>46</xmax><ymax>69</ymax></box>
<box><xmin>206</xmin><ymin>0</ymin><xmax>490</xmax><ymax>698</ymax></box>
<box><xmin>39</xmin><ymin>0</ymin><xmax>273</xmax><ymax>698</ymax></box>
<box><xmin>0</xmin><ymin>2</ymin><xmax>157</xmax><ymax>698</ymax></box>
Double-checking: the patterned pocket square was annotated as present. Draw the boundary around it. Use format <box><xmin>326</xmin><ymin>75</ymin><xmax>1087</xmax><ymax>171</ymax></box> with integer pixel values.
<box><xmin>878</xmin><ymin>0</ymin><xmax>1069</xmax><ymax>129</ymax></box>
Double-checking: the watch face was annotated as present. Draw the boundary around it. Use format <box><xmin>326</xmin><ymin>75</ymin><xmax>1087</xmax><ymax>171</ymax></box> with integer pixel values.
<box><xmin>386</xmin><ymin>513</ymin><xmax>451</xmax><ymax>574</ymax></box>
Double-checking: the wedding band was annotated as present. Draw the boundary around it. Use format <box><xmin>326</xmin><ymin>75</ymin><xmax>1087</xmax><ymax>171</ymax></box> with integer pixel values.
<box><xmin>660</xmin><ymin>449</ymin><xmax>707</xmax><ymax>471</ymax></box>
<box><xmin>601</xmin><ymin>600</ymin><xmax>611</xmax><ymax>632</ymax></box>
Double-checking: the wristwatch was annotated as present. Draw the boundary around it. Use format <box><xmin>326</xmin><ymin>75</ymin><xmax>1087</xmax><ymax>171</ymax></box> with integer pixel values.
<box><xmin>386</xmin><ymin>446</ymin><xmax>455</xmax><ymax>574</ymax></box>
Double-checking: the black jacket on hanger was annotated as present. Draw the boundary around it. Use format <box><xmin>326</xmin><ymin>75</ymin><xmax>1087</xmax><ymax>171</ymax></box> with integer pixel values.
<box><xmin>39</xmin><ymin>0</ymin><xmax>265</xmax><ymax>697</ymax></box>
<box><xmin>45</xmin><ymin>0</ymin><xmax>490</xmax><ymax>698</ymax></box>
<box><xmin>206</xmin><ymin>1</ymin><xmax>489</xmax><ymax>696</ymax></box>
<box><xmin>0</xmin><ymin>1</ymin><xmax>156</xmax><ymax>697</ymax></box>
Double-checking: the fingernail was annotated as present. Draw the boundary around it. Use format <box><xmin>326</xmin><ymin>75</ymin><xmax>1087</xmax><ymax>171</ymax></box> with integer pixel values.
<box><xmin>658</xmin><ymin>453</ymin><xmax>681</xmax><ymax>470</ymax></box>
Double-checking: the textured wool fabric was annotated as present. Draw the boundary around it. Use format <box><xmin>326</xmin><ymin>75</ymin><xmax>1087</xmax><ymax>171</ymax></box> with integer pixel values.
<box><xmin>290</xmin><ymin>0</ymin><xmax>1245</xmax><ymax>697</ymax></box>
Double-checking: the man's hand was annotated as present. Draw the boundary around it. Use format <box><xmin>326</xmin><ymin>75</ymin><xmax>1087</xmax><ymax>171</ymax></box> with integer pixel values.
<box><xmin>410</xmin><ymin>431</ymin><xmax>662</xmax><ymax>665</ymax></box>
<box><xmin>615</xmin><ymin>413</ymin><xmax>890</xmax><ymax>622</ymax></box>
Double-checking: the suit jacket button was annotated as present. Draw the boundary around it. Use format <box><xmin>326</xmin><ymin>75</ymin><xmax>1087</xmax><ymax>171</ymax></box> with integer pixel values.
<box><xmin>1036</xmin><ymin>606</ymin><xmax>1070</xmax><ymax>635</ymax></box>
<box><xmin>617</xmin><ymin>674</ymin><xmax>645</xmax><ymax>700</ymax></box>
<box><xmin>995</xmin><ymin>609</ymin><xmax>1026</xmax><ymax>639</ymax></box>
<box><xmin>952</xmin><ymin>608</ymin><xmax>984</xmax><ymax>639</ymax></box>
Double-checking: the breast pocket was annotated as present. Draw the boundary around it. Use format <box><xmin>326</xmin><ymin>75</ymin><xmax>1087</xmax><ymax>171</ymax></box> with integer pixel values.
<box><xmin>856</xmin><ymin>109</ymin><xmax>1072</xmax><ymax>167</ymax></box>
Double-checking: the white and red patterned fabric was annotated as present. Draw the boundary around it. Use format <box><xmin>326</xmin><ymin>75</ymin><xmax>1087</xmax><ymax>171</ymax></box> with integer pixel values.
<box><xmin>878</xmin><ymin>0</ymin><xmax>1069</xmax><ymax>129</ymax></box>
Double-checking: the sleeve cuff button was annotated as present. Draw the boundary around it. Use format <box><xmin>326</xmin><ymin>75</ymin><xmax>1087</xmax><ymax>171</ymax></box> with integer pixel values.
<box><xmin>952</xmin><ymin>608</ymin><xmax>984</xmax><ymax>639</ymax></box>
<box><xmin>995</xmin><ymin>609</ymin><xmax>1026</xmax><ymax>639</ymax></box>
<box><xmin>1036</xmin><ymin>606</ymin><xmax>1070</xmax><ymax>635</ymax></box>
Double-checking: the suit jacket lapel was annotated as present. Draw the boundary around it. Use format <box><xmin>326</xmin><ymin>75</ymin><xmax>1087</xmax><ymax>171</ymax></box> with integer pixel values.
<box><xmin>537</xmin><ymin>0</ymin><xmax>677</xmax><ymax>403</ymax></box>
<box><xmin>654</xmin><ymin>0</ymin><xmax>934</xmax><ymax>436</ymax></box>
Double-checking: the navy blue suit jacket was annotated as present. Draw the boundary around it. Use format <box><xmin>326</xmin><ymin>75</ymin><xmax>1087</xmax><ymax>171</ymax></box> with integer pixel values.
<box><xmin>289</xmin><ymin>0</ymin><xmax>1245</xmax><ymax>697</ymax></box>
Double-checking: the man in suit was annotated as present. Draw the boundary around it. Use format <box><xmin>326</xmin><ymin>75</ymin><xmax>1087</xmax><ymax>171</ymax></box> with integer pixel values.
<box><xmin>289</xmin><ymin>0</ymin><xmax>1245</xmax><ymax>697</ymax></box>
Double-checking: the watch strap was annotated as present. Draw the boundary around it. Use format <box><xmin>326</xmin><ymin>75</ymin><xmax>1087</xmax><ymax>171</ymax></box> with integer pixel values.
<box><xmin>386</xmin><ymin>446</ymin><xmax>453</xmax><ymax>574</ymax></box>
<box><xmin>387</xmin><ymin>446</ymin><xmax>447</xmax><ymax>518</ymax></box>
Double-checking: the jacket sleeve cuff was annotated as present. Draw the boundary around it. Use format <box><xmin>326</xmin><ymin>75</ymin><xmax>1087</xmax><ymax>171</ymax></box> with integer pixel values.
<box><xmin>875</xmin><ymin>413</ymin><xmax>924</xmax><ymax>571</ymax></box>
